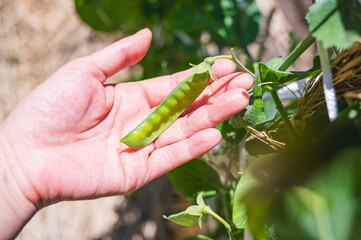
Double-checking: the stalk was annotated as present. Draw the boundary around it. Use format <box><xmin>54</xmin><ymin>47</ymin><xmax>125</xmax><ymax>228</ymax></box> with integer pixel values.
<box><xmin>278</xmin><ymin>34</ymin><xmax>315</xmax><ymax>71</ymax></box>
<box><xmin>269</xmin><ymin>34</ymin><xmax>315</xmax><ymax>140</ymax></box>
<box><xmin>270</xmin><ymin>87</ymin><xmax>298</xmax><ymax>139</ymax></box>
<box><xmin>221</xmin><ymin>192</ymin><xmax>232</xmax><ymax>228</ymax></box>
<box><xmin>203</xmin><ymin>206</ymin><xmax>233</xmax><ymax>240</ymax></box>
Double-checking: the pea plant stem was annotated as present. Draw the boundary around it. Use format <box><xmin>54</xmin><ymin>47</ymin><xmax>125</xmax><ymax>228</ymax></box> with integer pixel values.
<box><xmin>203</xmin><ymin>206</ymin><xmax>233</xmax><ymax>240</ymax></box>
<box><xmin>269</xmin><ymin>34</ymin><xmax>315</xmax><ymax>140</ymax></box>
<box><xmin>270</xmin><ymin>87</ymin><xmax>298</xmax><ymax>140</ymax></box>
<box><xmin>278</xmin><ymin>34</ymin><xmax>315</xmax><ymax>71</ymax></box>
<box><xmin>221</xmin><ymin>192</ymin><xmax>232</xmax><ymax>228</ymax></box>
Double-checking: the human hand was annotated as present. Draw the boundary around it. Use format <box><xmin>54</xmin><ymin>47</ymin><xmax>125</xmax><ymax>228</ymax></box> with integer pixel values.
<box><xmin>0</xmin><ymin>28</ymin><xmax>252</xmax><ymax>238</ymax></box>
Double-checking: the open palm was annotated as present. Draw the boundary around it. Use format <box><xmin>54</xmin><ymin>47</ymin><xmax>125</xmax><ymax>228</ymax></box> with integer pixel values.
<box><xmin>1</xmin><ymin>29</ymin><xmax>252</xmax><ymax>206</ymax></box>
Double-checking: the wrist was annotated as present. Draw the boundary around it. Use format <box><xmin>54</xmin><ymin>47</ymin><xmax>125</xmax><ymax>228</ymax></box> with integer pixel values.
<box><xmin>0</xmin><ymin>122</ymin><xmax>37</xmax><ymax>239</ymax></box>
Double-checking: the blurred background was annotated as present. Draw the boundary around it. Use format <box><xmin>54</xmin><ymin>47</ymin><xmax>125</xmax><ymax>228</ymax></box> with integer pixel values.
<box><xmin>0</xmin><ymin>0</ymin><xmax>313</xmax><ymax>239</ymax></box>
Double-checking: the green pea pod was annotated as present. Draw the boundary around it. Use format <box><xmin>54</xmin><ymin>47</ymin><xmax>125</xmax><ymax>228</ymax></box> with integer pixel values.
<box><xmin>120</xmin><ymin>61</ymin><xmax>213</xmax><ymax>149</ymax></box>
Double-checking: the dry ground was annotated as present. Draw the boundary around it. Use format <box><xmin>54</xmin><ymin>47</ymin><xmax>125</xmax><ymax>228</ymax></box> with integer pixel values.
<box><xmin>0</xmin><ymin>0</ymin><xmax>313</xmax><ymax>239</ymax></box>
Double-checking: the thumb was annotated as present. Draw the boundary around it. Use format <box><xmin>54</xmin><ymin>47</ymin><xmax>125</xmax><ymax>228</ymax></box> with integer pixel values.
<box><xmin>87</xmin><ymin>28</ymin><xmax>152</xmax><ymax>83</ymax></box>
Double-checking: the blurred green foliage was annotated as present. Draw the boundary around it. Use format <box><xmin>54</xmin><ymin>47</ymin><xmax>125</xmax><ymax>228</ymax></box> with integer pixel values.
<box><xmin>75</xmin><ymin>0</ymin><xmax>261</xmax><ymax>78</ymax></box>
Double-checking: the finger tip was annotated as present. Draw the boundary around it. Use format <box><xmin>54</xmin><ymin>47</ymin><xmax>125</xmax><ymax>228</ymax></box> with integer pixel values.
<box><xmin>202</xmin><ymin>128</ymin><xmax>222</xmax><ymax>146</ymax></box>
<box><xmin>240</xmin><ymin>88</ymin><xmax>250</xmax><ymax>101</ymax></box>
<box><xmin>241</xmin><ymin>73</ymin><xmax>255</xmax><ymax>90</ymax></box>
<box><xmin>229</xmin><ymin>72</ymin><xmax>254</xmax><ymax>91</ymax></box>
<box><xmin>123</xmin><ymin>28</ymin><xmax>152</xmax><ymax>67</ymax></box>
<box><xmin>235</xmin><ymin>88</ymin><xmax>250</xmax><ymax>110</ymax></box>
<box><xmin>211</xmin><ymin>128</ymin><xmax>222</xmax><ymax>141</ymax></box>
<box><xmin>212</xmin><ymin>59</ymin><xmax>236</xmax><ymax>77</ymax></box>
<box><xmin>208</xmin><ymin>129</ymin><xmax>222</xmax><ymax>150</ymax></box>
<box><xmin>212</xmin><ymin>88</ymin><xmax>250</xmax><ymax>118</ymax></box>
<box><xmin>190</xmin><ymin>128</ymin><xmax>222</xmax><ymax>155</ymax></box>
<box><xmin>136</xmin><ymin>28</ymin><xmax>152</xmax><ymax>39</ymax></box>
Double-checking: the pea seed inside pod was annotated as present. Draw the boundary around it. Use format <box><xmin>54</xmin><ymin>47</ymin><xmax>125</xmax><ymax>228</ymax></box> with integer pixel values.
<box><xmin>158</xmin><ymin>106</ymin><xmax>171</xmax><ymax>118</ymax></box>
<box><xmin>141</xmin><ymin>123</ymin><xmax>153</xmax><ymax>137</ymax></box>
<box><xmin>165</xmin><ymin>98</ymin><xmax>178</xmax><ymax>109</ymax></box>
<box><xmin>180</xmin><ymin>82</ymin><xmax>191</xmax><ymax>93</ymax></box>
<box><xmin>131</xmin><ymin>130</ymin><xmax>145</xmax><ymax>142</ymax></box>
<box><xmin>148</xmin><ymin>114</ymin><xmax>162</xmax><ymax>131</ymax></box>
<box><xmin>174</xmin><ymin>90</ymin><xmax>186</xmax><ymax>100</ymax></box>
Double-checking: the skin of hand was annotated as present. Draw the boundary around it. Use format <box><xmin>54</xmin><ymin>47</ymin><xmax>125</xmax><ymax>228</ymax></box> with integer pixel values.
<box><xmin>0</xmin><ymin>28</ymin><xmax>253</xmax><ymax>239</ymax></box>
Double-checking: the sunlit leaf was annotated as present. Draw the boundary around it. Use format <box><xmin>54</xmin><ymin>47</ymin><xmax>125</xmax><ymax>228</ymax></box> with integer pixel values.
<box><xmin>165</xmin><ymin>211</ymin><xmax>199</xmax><ymax>227</ymax></box>
<box><xmin>242</xmin><ymin>98</ymin><xmax>267</xmax><ymax>126</ymax></box>
<box><xmin>185</xmin><ymin>206</ymin><xmax>203</xmax><ymax>216</ymax></box>
<box><xmin>257</xmin><ymin>57</ymin><xmax>321</xmax><ymax>85</ymax></box>
<box><xmin>241</xmin><ymin>66</ymin><xmax>267</xmax><ymax>126</ymax></box>
<box><xmin>306</xmin><ymin>0</ymin><xmax>361</xmax><ymax>49</ymax></box>
<box><xmin>196</xmin><ymin>193</ymin><xmax>206</xmax><ymax>207</ymax></box>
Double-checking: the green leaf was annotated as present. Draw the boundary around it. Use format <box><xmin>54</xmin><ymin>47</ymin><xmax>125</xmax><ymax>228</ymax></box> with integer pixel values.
<box><xmin>233</xmin><ymin>154</ymin><xmax>279</xmax><ymax>229</ymax></box>
<box><xmin>168</xmin><ymin>193</ymin><xmax>210</xmax><ymax>230</ymax></box>
<box><xmin>198</xmin><ymin>216</ymin><xmax>204</xmax><ymax>229</ymax></box>
<box><xmin>233</xmin><ymin>167</ymin><xmax>259</xmax><ymax>229</ymax></box>
<box><xmin>246</xmin><ymin>193</ymin><xmax>272</xmax><ymax>240</ymax></box>
<box><xmin>306</xmin><ymin>0</ymin><xmax>361</xmax><ymax>49</ymax></box>
<box><xmin>165</xmin><ymin>211</ymin><xmax>199</xmax><ymax>227</ymax></box>
<box><xmin>273</xmin><ymin>147</ymin><xmax>361</xmax><ymax>240</ymax></box>
<box><xmin>196</xmin><ymin>193</ymin><xmax>206</xmax><ymax>207</ymax></box>
<box><xmin>183</xmin><ymin>235</ymin><xmax>214</xmax><ymax>240</ymax></box>
<box><xmin>257</xmin><ymin>56</ymin><xmax>321</xmax><ymax>85</ymax></box>
<box><xmin>263</xmin><ymin>98</ymin><xmax>279</xmax><ymax>123</ymax></box>
<box><xmin>292</xmin><ymin>187</ymin><xmax>335</xmax><ymax>240</ymax></box>
<box><xmin>168</xmin><ymin>159</ymin><xmax>223</xmax><ymax>198</ymax></box>
<box><xmin>74</xmin><ymin>0</ymin><xmax>146</xmax><ymax>33</ymax></box>
<box><xmin>185</xmin><ymin>206</ymin><xmax>203</xmax><ymax>216</ymax></box>
<box><xmin>220</xmin><ymin>119</ymin><xmax>247</xmax><ymax>144</ymax></box>
<box><xmin>241</xmin><ymin>62</ymin><xmax>267</xmax><ymax>126</ymax></box>
<box><xmin>265</xmin><ymin>57</ymin><xmax>283</xmax><ymax>69</ymax></box>
<box><xmin>243</xmin><ymin>98</ymin><xmax>267</xmax><ymax>126</ymax></box>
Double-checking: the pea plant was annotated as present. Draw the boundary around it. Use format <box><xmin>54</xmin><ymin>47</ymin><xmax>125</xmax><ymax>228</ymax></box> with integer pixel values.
<box><xmin>75</xmin><ymin>0</ymin><xmax>361</xmax><ymax>239</ymax></box>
